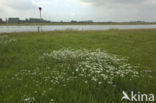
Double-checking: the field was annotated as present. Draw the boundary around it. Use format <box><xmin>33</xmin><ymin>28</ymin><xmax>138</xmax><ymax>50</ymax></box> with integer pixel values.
<box><xmin>0</xmin><ymin>29</ymin><xmax>156</xmax><ymax>103</ymax></box>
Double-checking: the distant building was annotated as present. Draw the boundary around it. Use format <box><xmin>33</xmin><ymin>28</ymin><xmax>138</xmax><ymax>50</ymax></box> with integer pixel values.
<box><xmin>0</xmin><ymin>18</ymin><xmax>3</xmax><ymax>23</ymax></box>
<box><xmin>71</xmin><ymin>20</ymin><xmax>77</xmax><ymax>23</ymax></box>
<box><xmin>19</xmin><ymin>19</ymin><xmax>29</xmax><ymax>23</ymax></box>
<box><xmin>8</xmin><ymin>18</ymin><xmax>19</xmax><ymax>23</ymax></box>
<box><xmin>29</xmin><ymin>18</ymin><xmax>50</xmax><ymax>23</ymax></box>
<box><xmin>0</xmin><ymin>17</ymin><xmax>51</xmax><ymax>24</ymax></box>
<box><xmin>79</xmin><ymin>20</ymin><xmax>93</xmax><ymax>23</ymax></box>
<box><xmin>29</xmin><ymin>18</ymin><xmax>44</xmax><ymax>23</ymax></box>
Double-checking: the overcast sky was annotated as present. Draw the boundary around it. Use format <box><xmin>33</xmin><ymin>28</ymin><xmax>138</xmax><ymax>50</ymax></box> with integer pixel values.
<box><xmin>0</xmin><ymin>0</ymin><xmax>156</xmax><ymax>22</ymax></box>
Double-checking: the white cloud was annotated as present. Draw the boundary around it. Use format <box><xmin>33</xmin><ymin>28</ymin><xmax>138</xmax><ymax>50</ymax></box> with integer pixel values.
<box><xmin>78</xmin><ymin>0</ymin><xmax>146</xmax><ymax>6</ymax></box>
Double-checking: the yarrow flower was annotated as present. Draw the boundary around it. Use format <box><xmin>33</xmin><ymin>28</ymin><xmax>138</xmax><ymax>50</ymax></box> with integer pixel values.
<box><xmin>0</xmin><ymin>35</ymin><xmax>16</xmax><ymax>44</ymax></box>
<box><xmin>24</xmin><ymin>97</ymin><xmax>35</xmax><ymax>102</ymax></box>
<box><xmin>39</xmin><ymin>49</ymin><xmax>140</xmax><ymax>86</ymax></box>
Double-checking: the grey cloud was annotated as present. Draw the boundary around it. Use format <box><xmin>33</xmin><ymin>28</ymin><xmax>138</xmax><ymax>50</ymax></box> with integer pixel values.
<box><xmin>0</xmin><ymin>0</ymin><xmax>39</xmax><ymax>19</ymax></box>
<box><xmin>78</xmin><ymin>0</ymin><xmax>156</xmax><ymax>22</ymax></box>
<box><xmin>0</xmin><ymin>0</ymin><xmax>156</xmax><ymax>22</ymax></box>
<box><xmin>1</xmin><ymin>0</ymin><xmax>37</xmax><ymax>10</ymax></box>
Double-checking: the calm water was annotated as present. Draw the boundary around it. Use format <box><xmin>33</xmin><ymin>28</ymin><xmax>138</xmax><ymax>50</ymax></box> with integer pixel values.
<box><xmin>0</xmin><ymin>25</ymin><xmax>156</xmax><ymax>33</ymax></box>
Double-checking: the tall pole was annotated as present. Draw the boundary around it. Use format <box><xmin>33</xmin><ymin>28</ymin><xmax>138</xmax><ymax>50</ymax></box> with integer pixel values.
<box><xmin>38</xmin><ymin>7</ymin><xmax>42</xmax><ymax>32</ymax></box>
<box><xmin>39</xmin><ymin>7</ymin><xmax>42</xmax><ymax>19</ymax></box>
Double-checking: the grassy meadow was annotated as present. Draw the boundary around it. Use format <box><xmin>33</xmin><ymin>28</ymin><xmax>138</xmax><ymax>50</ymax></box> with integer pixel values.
<box><xmin>0</xmin><ymin>29</ymin><xmax>156</xmax><ymax>103</ymax></box>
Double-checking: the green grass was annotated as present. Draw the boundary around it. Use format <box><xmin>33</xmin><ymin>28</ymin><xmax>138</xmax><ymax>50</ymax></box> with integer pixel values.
<box><xmin>0</xmin><ymin>29</ymin><xmax>156</xmax><ymax>103</ymax></box>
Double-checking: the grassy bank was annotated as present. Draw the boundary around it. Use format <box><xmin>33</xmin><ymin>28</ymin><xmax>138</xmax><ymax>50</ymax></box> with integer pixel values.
<box><xmin>0</xmin><ymin>29</ymin><xmax>156</xmax><ymax>103</ymax></box>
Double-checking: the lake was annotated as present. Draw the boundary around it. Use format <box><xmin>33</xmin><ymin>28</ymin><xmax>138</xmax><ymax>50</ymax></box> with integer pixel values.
<box><xmin>1</xmin><ymin>25</ymin><xmax>156</xmax><ymax>33</ymax></box>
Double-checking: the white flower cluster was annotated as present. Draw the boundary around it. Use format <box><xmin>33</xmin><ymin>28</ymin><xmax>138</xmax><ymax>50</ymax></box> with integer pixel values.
<box><xmin>24</xmin><ymin>97</ymin><xmax>35</xmax><ymax>102</ymax></box>
<box><xmin>41</xmin><ymin>49</ymin><xmax>139</xmax><ymax>85</ymax></box>
<box><xmin>0</xmin><ymin>35</ymin><xmax>16</xmax><ymax>44</ymax></box>
<box><xmin>10</xmin><ymin>49</ymin><xmax>140</xmax><ymax>102</ymax></box>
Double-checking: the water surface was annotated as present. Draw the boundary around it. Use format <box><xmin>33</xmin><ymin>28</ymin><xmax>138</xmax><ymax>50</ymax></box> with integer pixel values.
<box><xmin>0</xmin><ymin>25</ymin><xmax>156</xmax><ymax>33</ymax></box>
